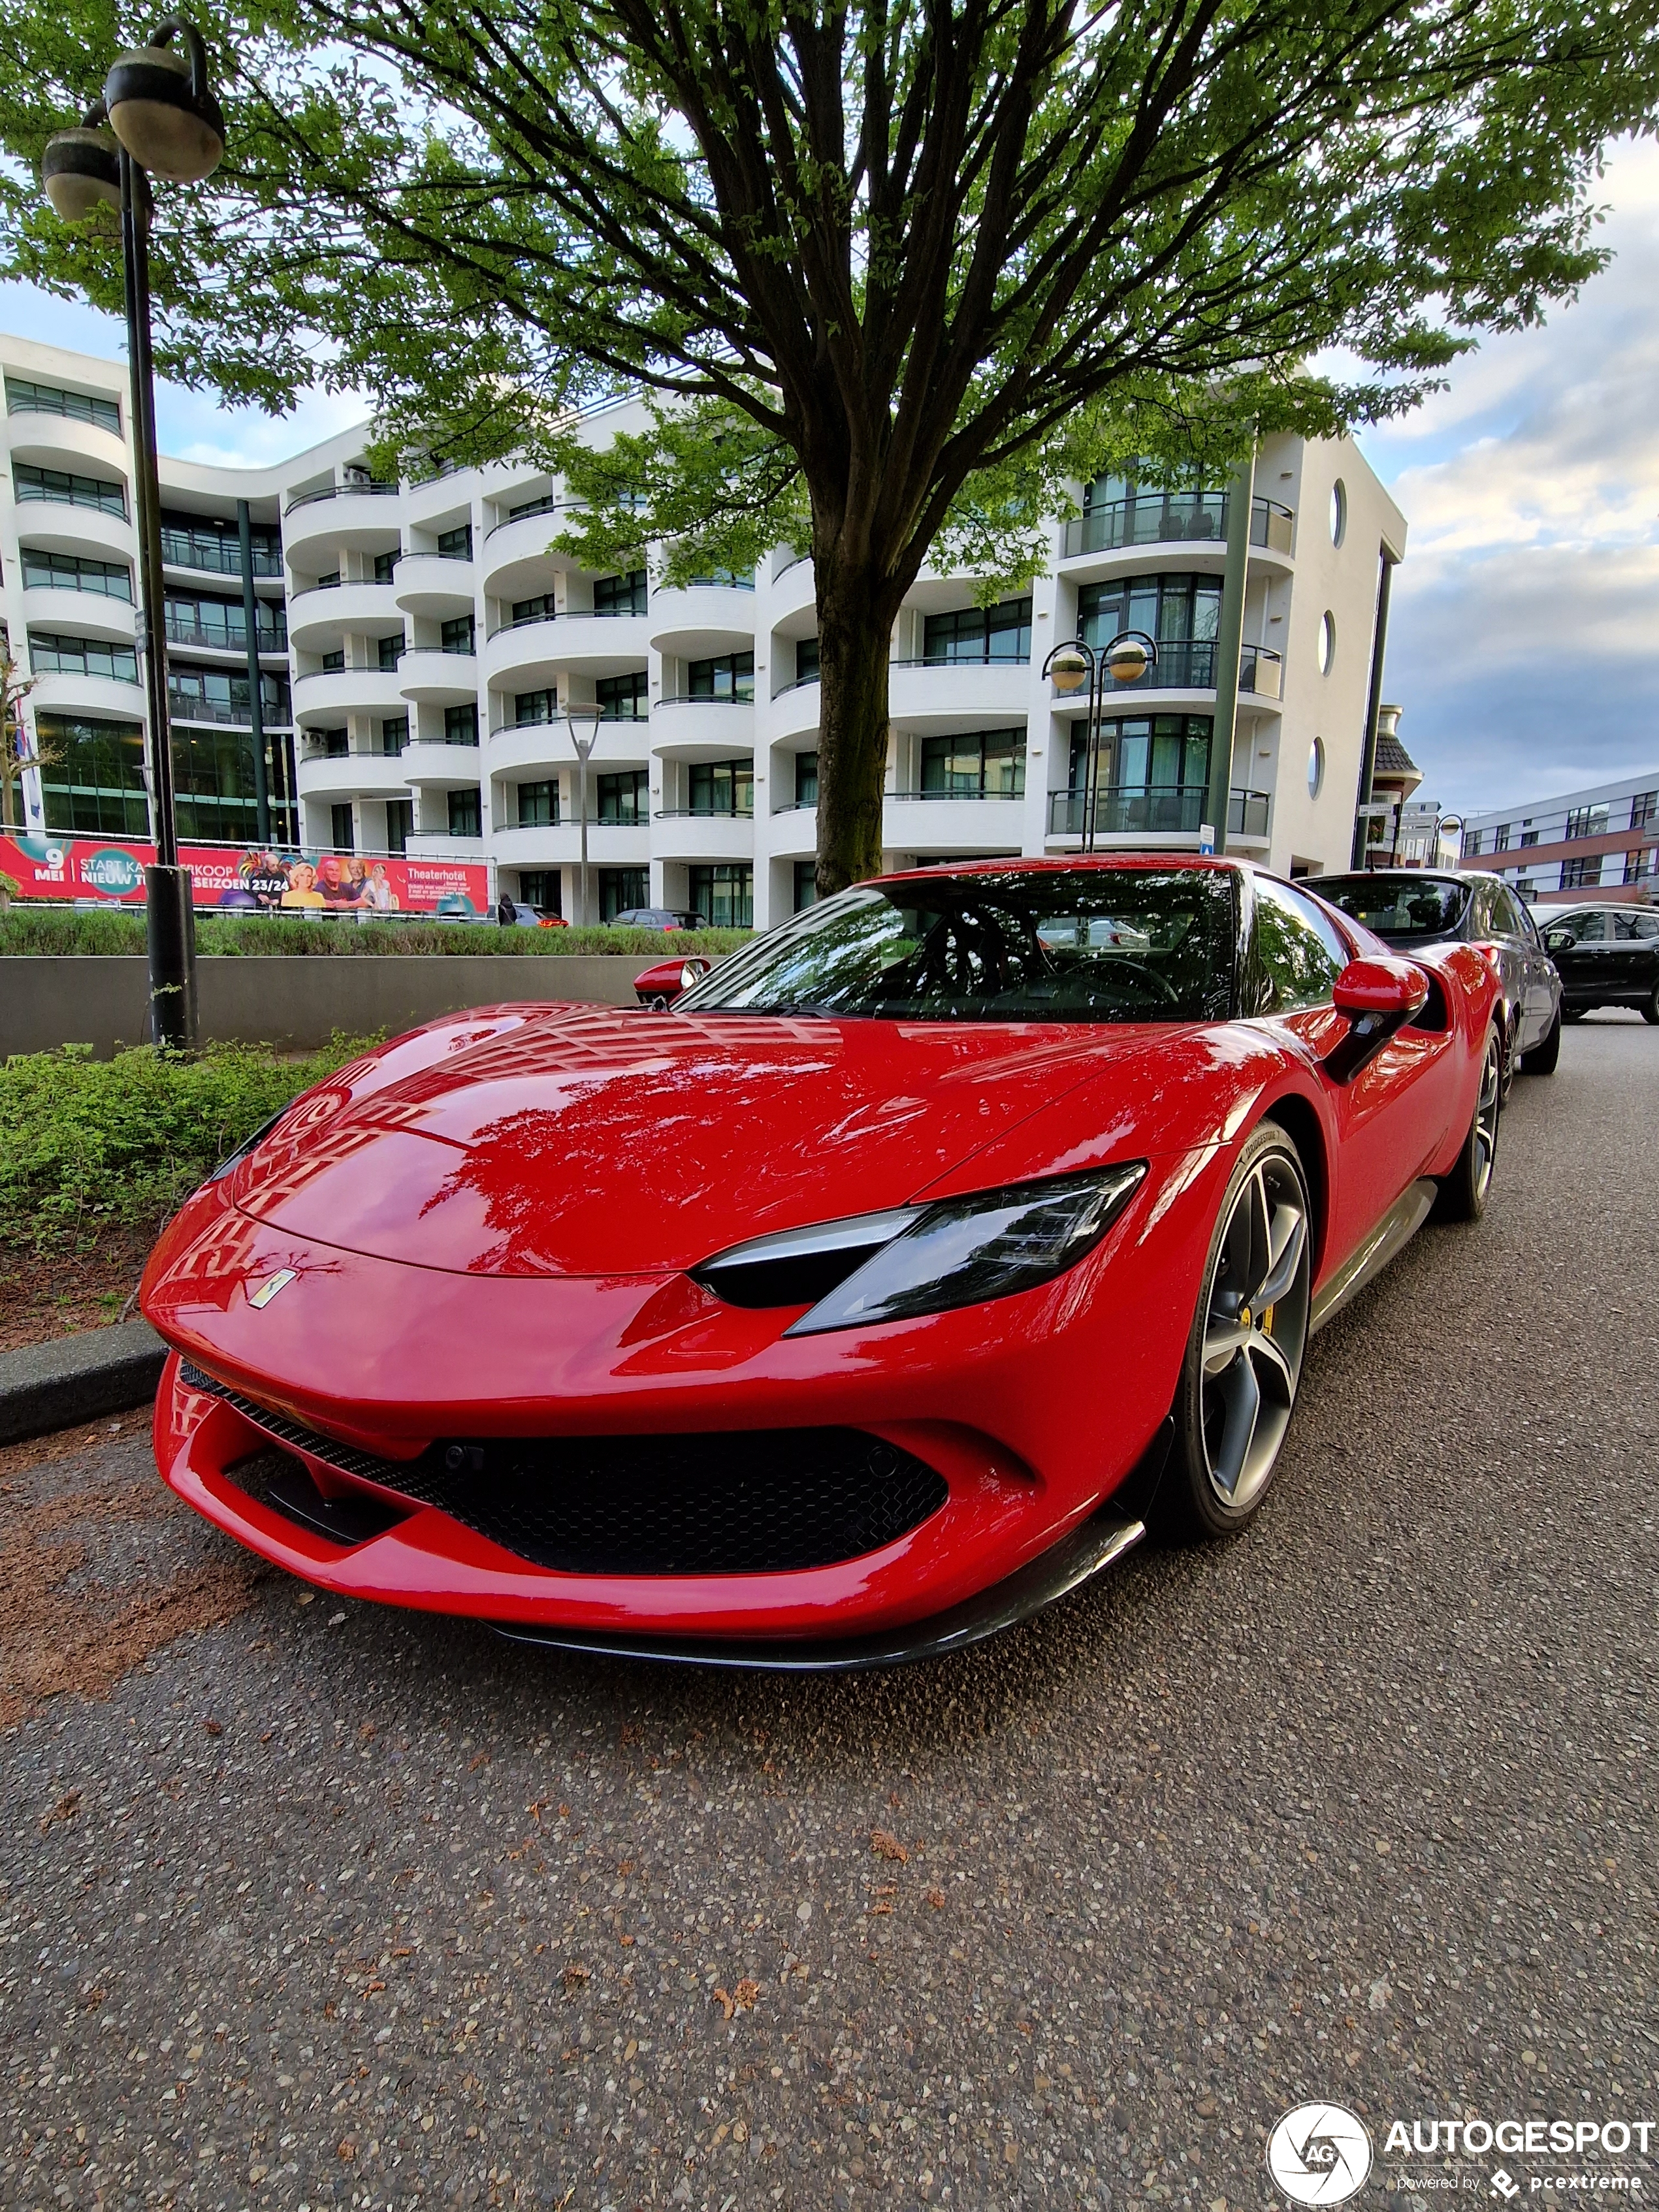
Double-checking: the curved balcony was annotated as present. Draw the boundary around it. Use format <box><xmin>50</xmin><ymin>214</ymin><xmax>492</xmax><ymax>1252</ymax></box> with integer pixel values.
<box><xmin>398</xmin><ymin>648</ymin><xmax>479</xmax><ymax>705</ymax></box>
<box><xmin>400</xmin><ymin>741</ymin><xmax>481</xmax><ymax>788</ymax></box>
<box><xmin>287</xmin><ymin>579</ymin><xmax>403</xmax><ymax>650</ymax></box>
<box><xmin>651</xmin><ymin>697</ymin><xmax>756</xmax><ymax>760</ymax></box>
<box><xmin>486</xmin><ymin>720</ymin><xmax>568</xmax><ymax>780</ymax></box>
<box><xmin>12</xmin><ymin>502</ymin><xmax>134</xmax><ymax>566</ymax></box>
<box><xmin>649</xmin><ymin>583</ymin><xmax>756</xmax><ymax>660</ymax></box>
<box><xmin>764</xmin><ymin>553</ymin><xmax>816</xmax><ymax>625</ymax></box>
<box><xmin>1044</xmin><ymin>640</ymin><xmax>1283</xmax><ymax>714</ymax></box>
<box><xmin>292</xmin><ymin>666</ymin><xmax>410</xmax><ymax>721</ymax></box>
<box><xmin>483</xmin><ymin>610</ymin><xmax>650</xmax><ymax>688</ymax></box>
<box><xmin>19</xmin><ymin>585</ymin><xmax>136</xmax><ymax>645</ymax></box>
<box><xmin>764</xmin><ymin>804</ymin><xmax>816</xmax><ymax>861</ymax></box>
<box><xmin>26</xmin><ymin>669</ymin><xmax>144</xmax><ymax>725</ymax></box>
<box><xmin>393</xmin><ymin>553</ymin><xmax>475</xmax><ymax>618</ymax></box>
<box><xmin>884</xmin><ymin>792</ymin><xmax>1027</xmax><ymax>856</ymax></box>
<box><xmin>887</xmin><ymin>655</ymin><xmax>1032</xmax><ymax>734</ymax></box>
<box><xmin>479</xmin><ymin>502</ymin><xmax>582</xmax><ymax>598</ymax></box>
<box><xmin>491</xmin><ymin>822</ymin><xmax>651</xmax><ymax>872</ymax></box>
<box><xmin>651</xmin><ymin>809</ymin><xmax>756</xmax><ymax>863</ymax></box>
<box><xmin>6</xmin><ymin>414</ymin><xmax>129</xmax><ymax>479</ymax></box>
<box><xmin>1044</xmin><ymin>784</ymin><xmax>1272</xmax><ymax>843</ymax></box>
<box><xmin>295</xmin><ymin>749</ymin><xmax>415</xmax><ymax>803</ymax></box>
<box><xmin>763</xmin><ymin>675</ymin><xmax>821</xmax><ymax>745</ymax></box>
<box><xmin>1061</xmin><ymin>492</ymin><xmax>1295</xmax><ymax>564</ymax></box>
<box><xmin>281</xmin><ymin>481</ymin><xmax>402</xmax><ymax>559</ymax></box>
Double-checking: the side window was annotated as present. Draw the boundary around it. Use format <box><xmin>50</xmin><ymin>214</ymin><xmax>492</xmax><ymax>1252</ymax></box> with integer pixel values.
<box><xmin>1469</xmin><ymin>878</ymin><xmax>1499</xmax><ymax>936</ymax></box>
<box><xmin>1568</xmin><ymin>910</ymin><xmax>1607</xmax><ymax>943</ymax></box>
<box><xmin>1630</xmin><ymin>912</ymin><xmax>1659</xmax><ymax>940</ymax></box>
<box><xmin>1253</xmin><ymin>878</ymin><xmax>1349</xmax><ymax>1012</ymax></box>
<box><xmin>1492</xmin><ymin>885</ymin><xmax>1529</xmax><ymax>939</ymax></box>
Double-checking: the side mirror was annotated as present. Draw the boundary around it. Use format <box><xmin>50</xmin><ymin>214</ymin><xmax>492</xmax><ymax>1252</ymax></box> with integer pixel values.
<box><xmin>679</xmin><ymin>957</ymin><xmax>712</xmax><ymax>991</ymax></box>
<box><xmin>1325</xmin><ymin>957</ymin><xmax>1429</xmax><ymax>1083</ymax></box>
<box><xmin>1544</xmin><ymin>931</ymin><xmax>1571</xmax><ymax>953</ymax></box>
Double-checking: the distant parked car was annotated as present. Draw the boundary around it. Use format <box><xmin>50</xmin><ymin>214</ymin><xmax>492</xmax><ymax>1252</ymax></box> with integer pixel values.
<box><xmin>635</xmin><ymin>955</ymin><xmax>714</xmax><ymax>1010</ymax></box>
<box><xmin>1539</xmin><ymin>905</ymin><xmax>1659</xmax><ymax>1023</ymax></box>
<box><xmin>1315</xmin><ymin>869</ymin><xmax>1562</xmax><ymax>1082</ymax></box>
<box><xmin>611</xmin><ymin>906</ymin><xmax>707</xmax><ymax>932</ymax></box>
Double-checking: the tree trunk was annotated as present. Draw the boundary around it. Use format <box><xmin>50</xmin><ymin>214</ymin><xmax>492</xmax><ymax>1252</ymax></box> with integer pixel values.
<box><xmin>814</xmin><ymin>565</ymin><xmax>899</xmax><ymax>897</ymax></box>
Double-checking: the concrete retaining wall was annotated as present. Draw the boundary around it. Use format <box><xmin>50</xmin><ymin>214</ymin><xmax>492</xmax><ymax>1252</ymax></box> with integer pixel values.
<box><xmin>1</xmin><ymin>955</ymin><xmax>652</xmax><ymax>1058</ymax></box>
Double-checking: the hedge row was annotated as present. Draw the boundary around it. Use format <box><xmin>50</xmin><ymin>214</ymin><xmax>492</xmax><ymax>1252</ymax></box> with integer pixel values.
<box><xmin>0</xmin><ymin>908</ymin><xmax>750</xmax><ymax>959</ymax></box>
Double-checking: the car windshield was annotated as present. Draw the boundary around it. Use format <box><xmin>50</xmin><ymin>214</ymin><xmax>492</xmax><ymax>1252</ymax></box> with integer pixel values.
<box><xmin>676</xmin><ymin>868</ymin><xmax>1237</xmax><ymax>1023</ymax></box>
<box><xmin>1317</xmin><ymin>873</ymin><xmax>1469</xmax><ymax>940</ymax></box>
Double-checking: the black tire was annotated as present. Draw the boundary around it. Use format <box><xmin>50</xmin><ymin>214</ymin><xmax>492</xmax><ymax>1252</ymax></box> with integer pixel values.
<box><xmin>1520</xmin><ymin>1008</ymin><xmax>1561</xmax><ymax>1074</ymax></box>
<box><xmin>1432</xmin><ymin>1027</ymin><xmax>1502</xmax><ymax>1223</ymax></box>
<box><xmin>1643</xmin><ymin>987</ymin><xmax>1659</xmax><ymax>1027</ymax></box>
<box><xmin>1166</xmin><ymin>1124</ymin><xmax>1313</xmax><ymax>1539</ymax></box>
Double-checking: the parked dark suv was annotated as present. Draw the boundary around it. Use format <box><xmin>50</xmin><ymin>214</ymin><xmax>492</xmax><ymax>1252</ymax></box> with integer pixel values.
<box><xmin>1539</xmin><ymin>905</ymin><xmax>1659</xmax><ymax>1023</ymax></box>
<box><xmin>1315</xmin><ymin>869</ymin><xmax>1563</xmax><ymax>1082</ymax></box>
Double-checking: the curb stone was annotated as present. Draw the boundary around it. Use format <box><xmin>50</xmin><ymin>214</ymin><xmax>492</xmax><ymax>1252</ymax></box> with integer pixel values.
<box><xmin>0</xmin><ymin>1318</ymin><xmax>167</xmax><ymax>1446</ymax></box>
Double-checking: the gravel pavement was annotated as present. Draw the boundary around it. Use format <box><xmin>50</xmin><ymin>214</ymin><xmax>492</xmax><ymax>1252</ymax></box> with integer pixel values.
<box><xmin>3</xmin><ymin>1016</ymin><xmax>1654</xmax><ymax>2212</ymax></box>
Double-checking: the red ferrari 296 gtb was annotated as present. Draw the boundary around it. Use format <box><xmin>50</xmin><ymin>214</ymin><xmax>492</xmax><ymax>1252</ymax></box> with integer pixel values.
<box><xmin>142</xmin><ymin>858</ymin><xmax>1504</xmax><ymax>1669</ymax></box>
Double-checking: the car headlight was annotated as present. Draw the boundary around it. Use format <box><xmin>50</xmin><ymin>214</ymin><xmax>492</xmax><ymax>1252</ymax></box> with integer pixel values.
<box><xmin>694</xmin><ymin>1162</ymin><xmax>1146</xmax><ymax>1335</ymax></box>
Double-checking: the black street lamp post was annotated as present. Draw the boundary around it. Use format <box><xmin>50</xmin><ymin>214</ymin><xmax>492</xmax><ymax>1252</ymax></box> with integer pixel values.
<box><xmin>42</xmin><ymin>21</ymin><xmax>226</xmax><ymax>1049</ymax></box>
<box><xmin>1044</xmin><ymin>630</ymin><xmax>1157</xmax><ymax>852</ymax></box>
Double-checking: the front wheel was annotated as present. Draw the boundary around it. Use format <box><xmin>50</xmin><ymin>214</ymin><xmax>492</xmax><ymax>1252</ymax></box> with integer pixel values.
<box><xmin>1520</xmin><ymin>1007</ymin><xmax>1561</xmax><ymax>1074</ymax></box>
<box><xmin>1432</xmin><ymin>1027</ymin><xmax>1502</xmax><ymax>1223</ymax></box>
<box><xmin>1643</xmin><ymin>986</ymin><xmax>1659</xmax><ymax>1027</ymax></box>
<box><xmin>1167</xmin><ymin>1125</ymin><xmax>1313</xmax><ymax>1538</ymax></box>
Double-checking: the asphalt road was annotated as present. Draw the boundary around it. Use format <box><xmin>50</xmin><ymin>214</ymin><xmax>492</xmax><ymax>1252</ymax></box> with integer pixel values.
<box><xmin>3</xmin><ymin>1016</ymin><xmax>1655</xmax><ymax>2212</ymax></box>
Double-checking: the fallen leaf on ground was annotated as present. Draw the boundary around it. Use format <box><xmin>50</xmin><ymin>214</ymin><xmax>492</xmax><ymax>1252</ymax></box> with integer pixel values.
<box><xmin>40</xmin><ymin>1788</ymin><xmax>82</xmax><ymax>1830</ymax></box>
<box><xmin>871</xmin><ymin>1829</ymin><xmax>909</xmax><ymax>1863</ymax></box>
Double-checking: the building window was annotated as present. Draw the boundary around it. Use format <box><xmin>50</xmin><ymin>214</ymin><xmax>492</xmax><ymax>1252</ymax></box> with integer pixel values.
<box><xmin>597</xmin><ymin>671</ymin><xmax>649</xmax><ymax>720</ymax></box>
<box><xmin>378</xmin><ymin>631</ymin><xmax>405</xmax><ymax>670</ymax></box>
<box><xmin>309</xmin><ymin>727</ymin><xmax>348</xmax><ymax>758</ymax></box>
<box><xmin>687</xmin><ymin>653</ymin><xmax>754</xmax><ymax>703</ymax></box>
<box><xmin>508</xmin><ymin>490</ymin><xmax>558</xmax><ymax>521</ymax></box>
<box><xmin>374</xmin><ymin>550</ymin><xmax>398</xmax><ymax>585</ymax></box>
<box><xmin>593</xmin><ymin>569</ymin><xmax>649</xmax><ymax>617</ymax></box>
<box><xmin>37</xmin><ymin>713</ymin><xmax>149</xmax><ymax>837</ymax></box>
<box><xmin>511</xmin><ymin>593</ymin><xmax>555</xmax><ymax>625</ymax></box>
<box><xmin>922</xmin><ymin>599</ymin><xmax>1031</xmax><ymax>664</ymax></box>
<box><xmin>20</xmin><ymin>548</ymin><xmax>131</xmax><ymax>600</ymax></box>
<box><xmin>330</xmin><ymin>803</ymin><xmax>355</xmax><ymax>851</ymax></box>
<box><xmin>919</xmin><ymin>728</ymin><xmax>1025</xmax><ymax>798</ymax></box>
<box><xmin>686</xmin><ymin>758</ymin><xmax>754</xmax><ymax>816</ymax></box>
<box><xmin>1493</xmin><ymin>824</ymin><xmax>1510</xmax><ymax>850</ymax></box>
<box><xmin>794</xmin><ymin>859</ymin><xmax>818</xmax><ymax>912</ymax></box>
<box><xmin>27</xmin><ymin>631</ymin><xmax>138</xmax><ymax>684</ymax></box>
<box><xmin>165</xmin><ymin>590</ymin><xmax>285</xmax><ymax>652</ymax></box>
<box><xmin>1462</xmin><ymin>829</ymin><xmax>1483</xmax><ymax>858</ymax></box>
<box><xmin>169</xmin><ymin>665</ymin><xmax>290</xmax><ymax>726</ymax></box>
<box><xmin>598</xmin><ymin>769</ymin><xmax>649</xmax><ymax>825</ymax></box>
<box><xmin>447</xmin><ymin>787</ymin><xmax>481</xmax><ymax>839</ymax></box>
<box><xmin>1565</xmin><ymin>803</ymin><xmax>1609</xmax><ymax>841</ymax></box>
<box><xmin>13</xmin><ymin>462</ymin><xmax>127</xmax><ymax>520</ymax></box>
<box><xmin>1560</xmin><ymin>855</ymin><xmax>1601</xmax><ymax>890</ymax></box>
<box><xmin>517</xmin><ymin>778</ymin><xmax>559</xmax><ymax>827</ymax></box>
<box><xmin>169</xmin><ymin>725</ymin><xmax>285</xmax><ymax>843</ymax></box>
<box><xmin>440</xmin><ymin>615</ymin><xmax>475</xmax><ymax>655</ymax></box>
<box><xmin>1078</xmin><ymin>575</ymin><xmax>1221</xmax><ymax>685</ymax></box>
<box><xmin>513</xmin><ymin>688</ymin><xmax>556</xmax><ymax>726</ymax></box>
<box><xmin>157</xmin><ymin>510</ymin><xmax>281</xmax><ymax>576</ymax></box>
<box><xmin>1518</xmin><ymin>828</ymin><xmax>1539</xmax><ymax>848</ymax></box>
<box><xmin>436</xmin><ymin>523</ymin><xmax>473</xmax><ymax>560</ymax></box>
<box><xmin>688</xmin><ymin>863</ymin><xmax>754</xmax><ymax>929</ymax></box>
<box><xmin>379</xmin><ymin>715</ymin><xmax>409</xmax><ymax>754</ymax></box>
<box><xmin>1061</xmin><ymin>714</ymin><xmax>1214</xmax><ymax>835</ymax></box>
<box><xmin>1631</xmin><ymin>790</ymin><xmax>1658</xmax><ymax>831</ymax></box>
<box><xmin>444</xmin><ymin>702</ymin><xmax>478</xmax><ymax>745</ymax></box>
<box><xmin>599</xmin><ymin>867</ymin><xmax>650</xmax><ymax>920</ymax></box>
<box><xmin>688</xmin><ymin>567</ymin><xmax>754</xmax><ymax>588</ymax></box>
<box><xmin>385</xmin><ymin>799</ymin><xmax>412</xmax><ymax>854</ymax></box>
<box><xmin>794</xmin><ymin>752</ymin><xmax>818</xmax><ymax>806</ymax></box>
<box><xmin>321</xmin><ymin>649</ymin><xmax>345</xmax><ymax>673</ymax></box>
<box><xmin>796</xmin><ymin>635</ymin><xmax>820</xmax><ymax>683</ymax></box>
<box><xmin>1623</xmin><ymin>848</ymin><xmax>1654</xmax><ymax>886</ymax></box>
<box><xmin>5</xmin><ymin>375</ymin><xmax>121</xmax><ymax>436</ymax></box>
<box><xmin>517</xmin><ymin>871</ymin><xmax>560</xmax><ymax>916</ymax></box>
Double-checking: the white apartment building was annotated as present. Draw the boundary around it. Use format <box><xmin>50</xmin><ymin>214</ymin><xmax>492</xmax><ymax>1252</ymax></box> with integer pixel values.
<box><xmin>3</xmin><ymin>332</ymin><xmax>1407</xmax><ymax>929</ymax></box>
<box><xmin>1460</xmin><ymin>773</ymin><xmax>1659</xmax><ymax>906</ymax></box>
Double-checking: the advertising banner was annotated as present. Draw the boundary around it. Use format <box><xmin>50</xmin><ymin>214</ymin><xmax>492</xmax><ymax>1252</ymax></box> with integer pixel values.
<box><xmin>0</xmin><ymin>833</ymin><xmax>489</xmax><ymax>920</ymax></box>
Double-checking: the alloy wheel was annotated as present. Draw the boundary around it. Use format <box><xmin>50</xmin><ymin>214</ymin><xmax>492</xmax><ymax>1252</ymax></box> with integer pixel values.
<box><xmin>1471</xmin><ymin>1034</ymin><xmax>1501</xmax><ymax>1202</ymax></box>
<box><xmin>1200</xmin><ymin>1151</ymin><xmax>1312</xmax><ymax>1514</ymax></box>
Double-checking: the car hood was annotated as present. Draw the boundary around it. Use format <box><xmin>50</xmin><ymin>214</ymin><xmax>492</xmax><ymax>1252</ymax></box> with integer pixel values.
<box><xmin>229</xmin><ymin>1002</ymin><xmax>1215</xmax><ymax>1278</ymax></box>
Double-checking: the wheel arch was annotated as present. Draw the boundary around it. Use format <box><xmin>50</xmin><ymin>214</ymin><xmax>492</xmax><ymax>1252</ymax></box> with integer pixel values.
<box><xmin>1259</xmin><ymin>1091</ymin><xmax>1330</xmax><ymax>1283</ymax></box>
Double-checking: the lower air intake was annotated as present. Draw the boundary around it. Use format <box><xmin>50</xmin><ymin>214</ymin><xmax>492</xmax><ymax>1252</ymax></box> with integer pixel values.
<box><xmin>181</xmin><ymin>1363</ymin><xmax>947</xmax><ymax>1575</ymax></box>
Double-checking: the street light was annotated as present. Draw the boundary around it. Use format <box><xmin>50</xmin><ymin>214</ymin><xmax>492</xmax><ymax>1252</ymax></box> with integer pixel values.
<box><xmin>1043</xmin><ymin>630</ymin><xmax>1157</xmax><ymax>852</ymax></box>
<box><xmin>40</xmin><ymin>19</ymin><xmax>226</xmax><ymax>1050</ymax></box>
<box><xmin>566</xmin><ymin>704</ymin><xmax>601</xmax><ymax>925</ymax></box>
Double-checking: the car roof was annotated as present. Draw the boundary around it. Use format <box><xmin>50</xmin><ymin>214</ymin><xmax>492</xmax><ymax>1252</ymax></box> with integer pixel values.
<box><xmin>873</xmin><ymin>854</ymin><xmax>1244</xmax><ymax>888</ymax></box>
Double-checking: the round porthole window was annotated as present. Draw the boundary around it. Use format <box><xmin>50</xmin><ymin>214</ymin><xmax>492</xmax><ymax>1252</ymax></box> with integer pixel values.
<box><xmin>1308</xmin><ymin>736</ymin><xmax>1325</xmax><ymax>799</ymax></box>
<box><xmin>1317</xmin><ymin>609</ymin><xmax>1336</xmax><ymax>675</ymax></box>
<box><xmin>1329</xmin><ymin>479</ymin><xmax>1347</xmax><ymax>547</ymax></box>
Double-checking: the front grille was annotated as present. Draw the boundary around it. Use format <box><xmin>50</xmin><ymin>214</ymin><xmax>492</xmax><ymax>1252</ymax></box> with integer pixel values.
<box><xmin>180</xmin><ymin>1362</ymin><xmax>948</xmax><ymax>1575</ymax></box>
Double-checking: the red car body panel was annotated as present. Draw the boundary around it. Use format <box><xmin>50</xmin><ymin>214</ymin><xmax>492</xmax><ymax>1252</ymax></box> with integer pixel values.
<box><xmin>141</xmin><ymin>859</ymin><xmax>1500</xmax><ymax>1648</ymax></box>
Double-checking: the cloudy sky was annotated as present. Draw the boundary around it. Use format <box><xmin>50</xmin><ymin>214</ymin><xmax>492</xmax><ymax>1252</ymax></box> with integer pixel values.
<box><xmin>5</xmin><ymin>133</ymin><xmax>1658</xmax><ymax>816</ymax></box>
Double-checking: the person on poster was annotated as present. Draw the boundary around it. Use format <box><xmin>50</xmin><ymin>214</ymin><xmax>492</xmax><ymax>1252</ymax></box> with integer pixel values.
<box><xmin>361</xmin><ymin>861</ymin><xmax>400</xmax><ymax>913</ymax></box>
<box><xmin>239</xmin><ymin>848</ymin><xmax>291</xmax><ymax>911</ymax></box>
<box><xmin>280</xmin><ymin>859</ymin><xmax>325</xmax><ymax>910</ymax></box>
<box><xmin>315</xmin><ymin>853</ymin><xmax>364</xmax><ymax>908</ymax></box>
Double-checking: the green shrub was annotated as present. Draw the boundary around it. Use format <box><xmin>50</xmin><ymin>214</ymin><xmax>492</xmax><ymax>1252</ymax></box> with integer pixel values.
<box><xmin>0</xmin><ymin>1034</ymin><xmax>377</xmax><ymax>1243</ymax></box>
<box><xmin>0</xmin><ymin>907</ymin><xmax>751</xmax><ymax>959</ymax></box>
<box><xmin>0</xmin><ymin>870</ymin><xmax>18</xmax><ymax>901</ymax></box>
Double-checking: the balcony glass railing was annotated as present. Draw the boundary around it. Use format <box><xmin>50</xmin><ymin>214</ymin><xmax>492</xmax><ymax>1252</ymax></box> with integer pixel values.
<box><xmin>169</xmin><ymin>691</ymin><xmax>292</xmax><ymax>729</ymax></box>
<box><xmin>1063</xmin><ymin>494</ymin><xmax>1295</xmax><ymax>560</ymax></box>
<box><xmin>890</xmin><ymin>650</ymin><xmax>1031</xmax><ymax>669</ymax></box>
<box><xmin>1046</xmin><ymin>785</ymin><xmax>1271</xmax><ymax>837</ymax></box>
<box><xmin>285</xmin><ymin>480</ymin><xmax>398</xmax><ymax>516</ymax></box>
<box><xmin>892</xmin><ymin>786</ymin><xmax>1025</xmax><ymax>803</ymax></box>
<box><xmin>165</xmin><ymin>612</ymin><xmax>287</xmax><ymax>652</ymax></box>
<box><xmin>654</xmin><ymin>805</ymin><xmax>756</xmax><ymax>820</ymax></box>
<box><xmin>1050</xmin><ymin>640</ymin><xmax>1283</xmax><ymax>697</ymax></box>
<box><xmin>159</xmin><ymin>527</ymin><xmax>282</xmax><ymax>577</ymax></box>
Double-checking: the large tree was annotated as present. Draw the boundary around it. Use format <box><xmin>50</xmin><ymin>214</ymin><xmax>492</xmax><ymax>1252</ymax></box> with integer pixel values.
<box><xmin>3</xmin><ymin>0</ymin><xmax>1654</xmax><ymax>889</ymax></box>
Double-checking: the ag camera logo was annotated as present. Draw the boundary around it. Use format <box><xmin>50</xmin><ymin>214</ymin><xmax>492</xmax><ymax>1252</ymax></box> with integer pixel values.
<box><xmin>1268</xmin><ymin>2102</ymin><xmax>1374</xmax><ymax>2205</ymax></box>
